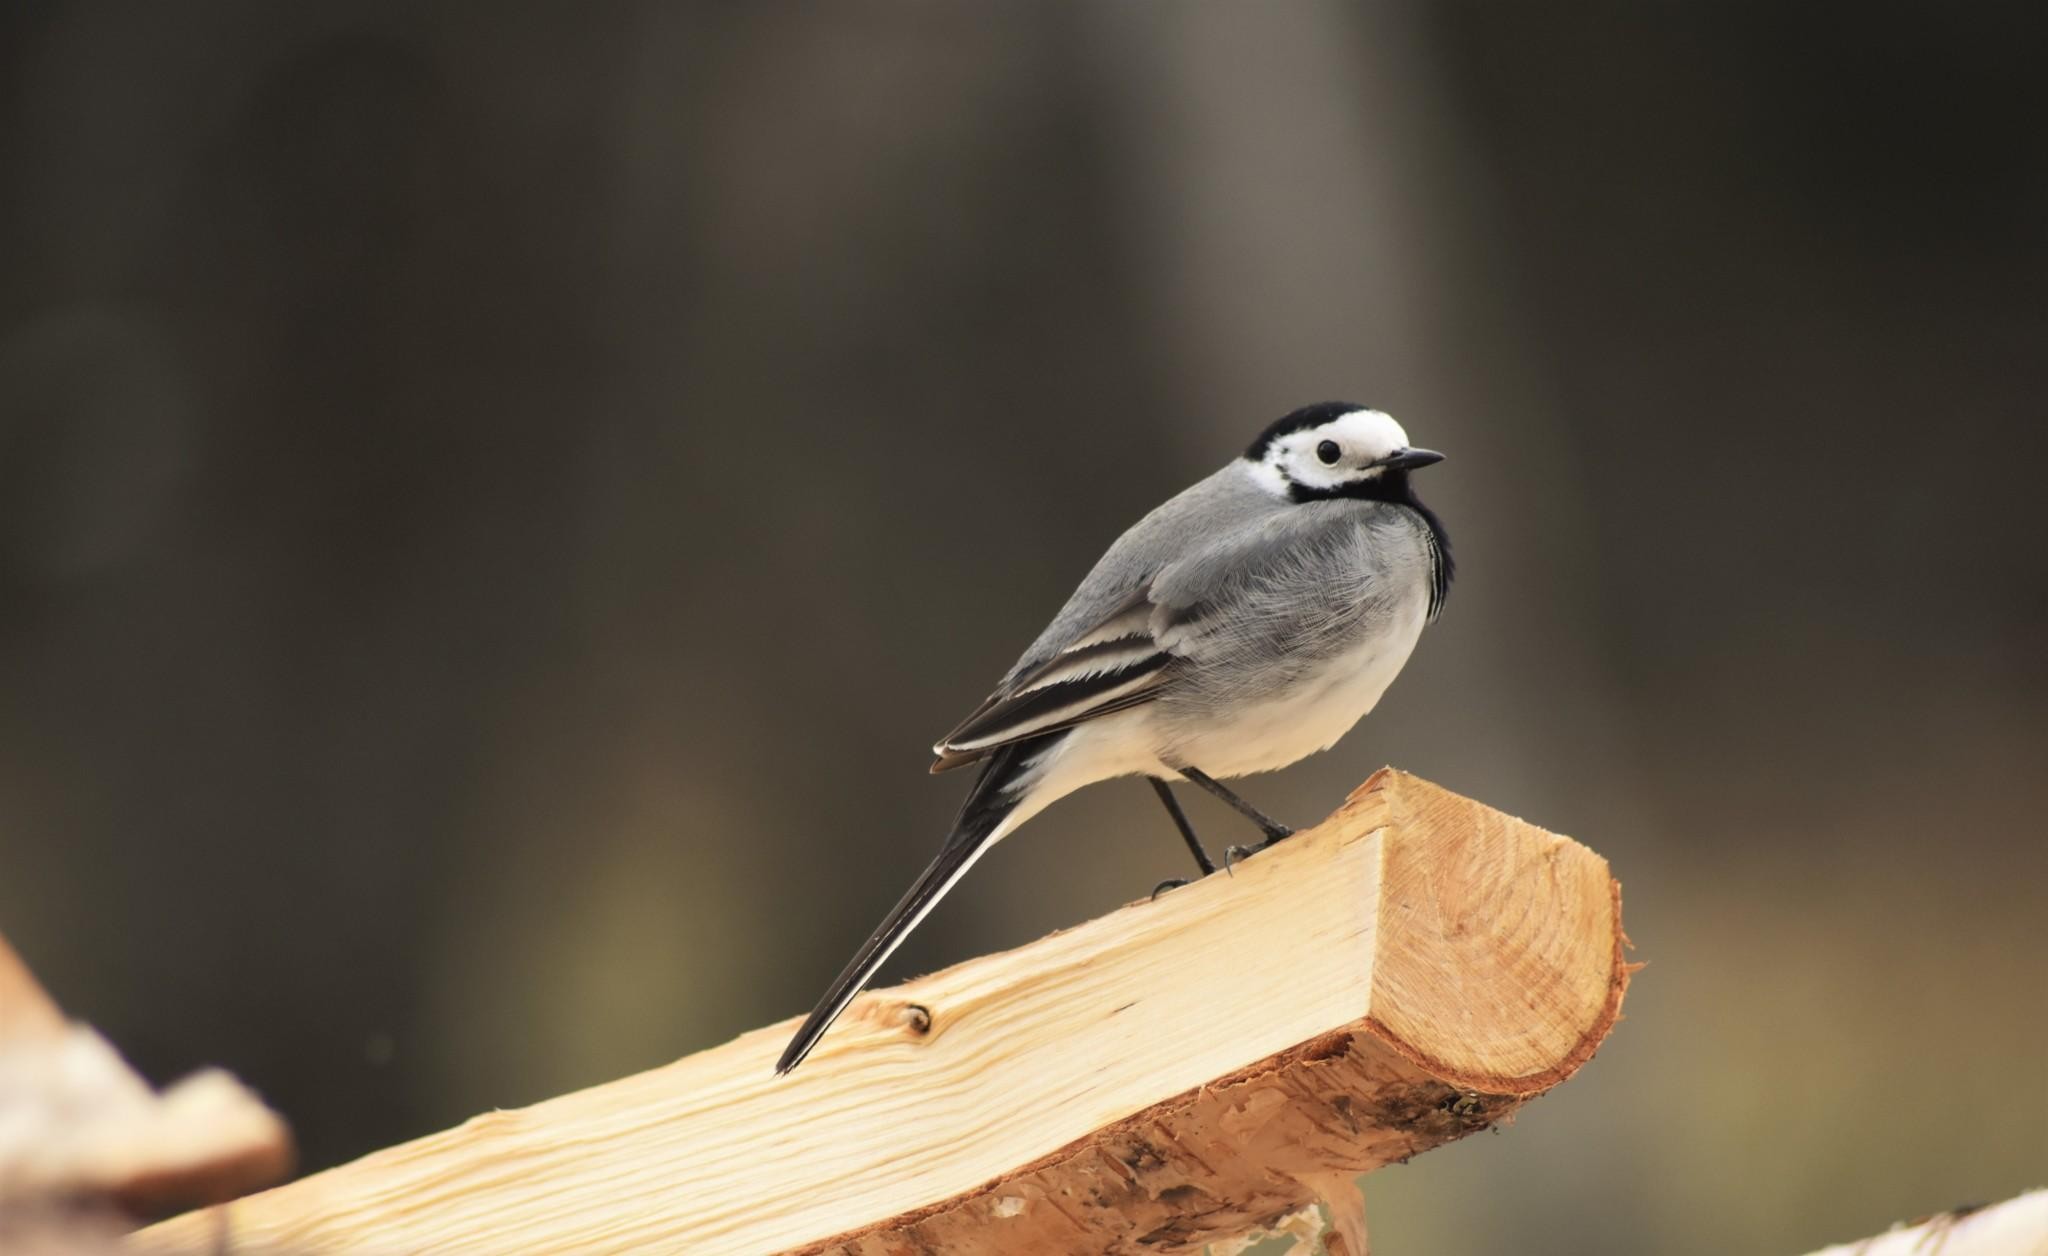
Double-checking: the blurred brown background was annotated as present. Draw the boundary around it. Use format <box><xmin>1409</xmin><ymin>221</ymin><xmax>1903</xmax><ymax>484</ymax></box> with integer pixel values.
<box><xmin>3</xmin><ymin>3</ymin><xmax>2044</xmax><ymax>1252</ymax></box>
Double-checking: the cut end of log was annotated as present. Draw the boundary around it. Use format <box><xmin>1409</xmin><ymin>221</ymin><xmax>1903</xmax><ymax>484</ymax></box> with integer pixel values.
<box><xmin>137</xmin><ymin>768</ymin><xmax>1627</xmax><ymax>1255</ymax></box>
<box><xmin>1347</xmin><ymin>768</ymin><xmax>1629</xmax><ymax>1093</ymax></box>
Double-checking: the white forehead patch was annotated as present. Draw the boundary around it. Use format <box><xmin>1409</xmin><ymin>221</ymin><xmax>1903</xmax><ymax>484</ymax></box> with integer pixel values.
<box><xmin>1319</xmin><ymin>410</ymin><xmax>1410</xmax><ymax>460</ymax></box>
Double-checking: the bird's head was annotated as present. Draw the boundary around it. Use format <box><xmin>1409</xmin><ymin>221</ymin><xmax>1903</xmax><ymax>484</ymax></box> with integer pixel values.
<box><xmin>1244</xmin><ymin>402</ymin><xmax>1443</xmax><ymax>502</ymax></box>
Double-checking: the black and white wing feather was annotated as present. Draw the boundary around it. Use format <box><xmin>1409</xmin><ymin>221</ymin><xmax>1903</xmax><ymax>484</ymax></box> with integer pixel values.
<box><xmin>930</xmin><ymin>587</ymin><xmax>1174</xmax><ymax>772</ymax></box>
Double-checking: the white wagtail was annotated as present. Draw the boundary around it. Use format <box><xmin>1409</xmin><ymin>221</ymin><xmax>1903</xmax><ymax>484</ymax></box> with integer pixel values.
<box><xmin>776</xmin><ymin>403</ymin><xmax>1451</xmax><ymax>1074</ymax></box>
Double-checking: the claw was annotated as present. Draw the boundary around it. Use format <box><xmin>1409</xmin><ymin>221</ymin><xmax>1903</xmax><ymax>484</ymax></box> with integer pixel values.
<box><xmin>1224</xmin><ymin>826</ymin><xmax>1295</xmax><ymax>874</ymax></box>
<box><xmin>1151</xmin><ymin>878</ymin><xmax>1190</xmax><ymax>900</ymax></box>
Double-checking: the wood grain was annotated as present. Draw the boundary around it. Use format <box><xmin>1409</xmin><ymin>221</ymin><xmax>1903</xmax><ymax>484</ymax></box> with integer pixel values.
<box><xmin>133</xmin><ymin>768</ymin><xmax>1628</xmax><ymax>1254</ymax></box>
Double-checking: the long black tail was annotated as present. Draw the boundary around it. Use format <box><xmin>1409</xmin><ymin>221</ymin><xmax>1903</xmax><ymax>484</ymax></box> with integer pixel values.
<box><xmin>774</xmin><ymin>739</ymin><xmax>1045</xmax><ymax>1075</ymax></box>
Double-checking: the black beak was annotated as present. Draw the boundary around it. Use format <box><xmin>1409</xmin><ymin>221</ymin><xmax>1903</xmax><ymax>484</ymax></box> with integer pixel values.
<box><xmin>1378</xmin><ymin>447</ymin><xmax>1445</xmax><ymax>471</ymax></box>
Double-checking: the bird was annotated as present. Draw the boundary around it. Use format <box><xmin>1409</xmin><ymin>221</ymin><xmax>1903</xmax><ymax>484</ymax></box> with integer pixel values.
<box><xmin>775</xmin><ymin>402</ymin><xmax>1452</xmax><ymax>1075</ymax></box>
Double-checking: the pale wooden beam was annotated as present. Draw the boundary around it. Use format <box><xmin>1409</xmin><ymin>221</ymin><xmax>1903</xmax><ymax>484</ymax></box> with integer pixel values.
<box><xmin>1803</xmin><ymin>1191</ymin><xmax>2048</xmax><ymax>1256</ymax></box>
<box><xmin>133</xmin><ymin>768</ymin><xmax>1629</xmax><ymax>1255</ymax></box>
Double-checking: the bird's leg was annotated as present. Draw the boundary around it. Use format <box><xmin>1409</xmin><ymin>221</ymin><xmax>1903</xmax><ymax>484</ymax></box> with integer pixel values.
<box><xmin>1150</xmin><ymin>778</ymin><xmax>1219</xmax><ymax>877</ymax></box>
<box><xmin>1178</xmin><ymin>767</ymin><xmax>1294</xmax><ymax>846</ymax></box>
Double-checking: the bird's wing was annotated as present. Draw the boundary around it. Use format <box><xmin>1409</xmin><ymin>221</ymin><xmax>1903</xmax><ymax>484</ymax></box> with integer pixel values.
<box><xmin>1143</xmin><ymin>498</ymin><xmax>1395</xmax><ymax>666</ymax></box>
<box><xmin>930</xmin><ymin>584</ymin><xmax>1175</xmax><ymax>770</ymax></box>
<box><xmin>928</xmin><ymin>466</ymin><xmax>1372</xmax><ymax>772</ymax></box>
<box><xmin>929</xmin><ymin>498</ymin><xmax>1376</xmax><ymax>770</ymax></box>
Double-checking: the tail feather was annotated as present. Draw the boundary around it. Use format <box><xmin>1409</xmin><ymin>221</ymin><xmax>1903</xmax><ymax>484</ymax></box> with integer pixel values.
<box><xmin>774</xmin><ymin>738</ymin><xmax>1047</xmax><ymax>1075</ymax></box>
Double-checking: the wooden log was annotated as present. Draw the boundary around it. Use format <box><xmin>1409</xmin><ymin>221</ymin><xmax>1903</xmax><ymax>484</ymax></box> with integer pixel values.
<box><xmin>134</xmin><ymin>768</ymin><xmax>1629</xmax><ymax>1255</ymax></box>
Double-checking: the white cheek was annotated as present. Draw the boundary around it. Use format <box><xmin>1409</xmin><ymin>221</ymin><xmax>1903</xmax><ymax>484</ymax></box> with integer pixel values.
<box><xmin>1286</xmin><ymin>455</ymin><xmax>1351</xmax><ymax>491</ymax></box>
<box><xmin>1298</xmin><ymin>462</ymin><xmax>1344</xmax><ymax>489</ymax></box>
<box><xmin>1245</xmin><ymin>457</ymin><xmax>1289</xmax><ymax>496</ymax></box>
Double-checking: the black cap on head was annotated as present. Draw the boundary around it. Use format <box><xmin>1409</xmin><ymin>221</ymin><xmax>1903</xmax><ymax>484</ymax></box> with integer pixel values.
<box><xmin>1244</xmin><ymin>401</ymin><xmax>1372</xmax><ymax>460</ymax></box>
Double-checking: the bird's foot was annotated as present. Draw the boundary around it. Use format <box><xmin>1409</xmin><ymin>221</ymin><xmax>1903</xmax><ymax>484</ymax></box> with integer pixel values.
<box><xmin>1150</xmin><ymin>877</ymin><xmax>1191</xmax><ymax>900</ymax></box>
<box><xmin>1222</xmin><ymin>826</ymin><xmax>1295</xmax><ymax>874</ymax></box>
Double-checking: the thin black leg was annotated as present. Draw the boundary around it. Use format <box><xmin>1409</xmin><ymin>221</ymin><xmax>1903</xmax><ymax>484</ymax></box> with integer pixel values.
<box><xmin>1178</xmin><ymin>767</ymin><xmax>1294</xmax><ymax>845</ymax></box>
<box><xmin>1150</xmin><ymin>779</ymin><xmax>1218</xmax><ymax>876</ymax></box>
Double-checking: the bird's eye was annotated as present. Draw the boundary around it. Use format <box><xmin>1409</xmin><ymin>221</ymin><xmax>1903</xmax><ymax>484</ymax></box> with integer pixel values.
<box><xmin>1315</xmin><ymin>440</ymin><xmax>1342</xmax><ymax>465</ymax></box>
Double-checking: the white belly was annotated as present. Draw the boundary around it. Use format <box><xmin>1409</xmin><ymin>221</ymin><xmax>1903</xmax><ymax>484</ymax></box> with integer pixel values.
<box><xmin>1156</xmin><ymin>595</ymin><xmax>1428</xmax><ymax>778</ymax></box>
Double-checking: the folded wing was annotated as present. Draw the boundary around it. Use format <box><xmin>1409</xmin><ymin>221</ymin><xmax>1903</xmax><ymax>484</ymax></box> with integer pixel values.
<box><xmin>930</xmin><ymin>587</ymin><xmax>1174</xmax><ymax>772</ymax></box>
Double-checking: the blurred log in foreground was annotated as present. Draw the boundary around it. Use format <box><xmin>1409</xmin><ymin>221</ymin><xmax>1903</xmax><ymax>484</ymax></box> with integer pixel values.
<box><xmin>1804</xmin><ymin>1191</ymin><xmax>2048</xmax><ymax>1256</ymax></box>
<box><xmin>0</xmin><ymin>933</ymin><xmax>291</xmax><ymax>1223</ymax></box>
<box><xmin>135</xmin><ymin>769</ymin><xmax>1630</xmax><ymax>1255</ymax></box>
